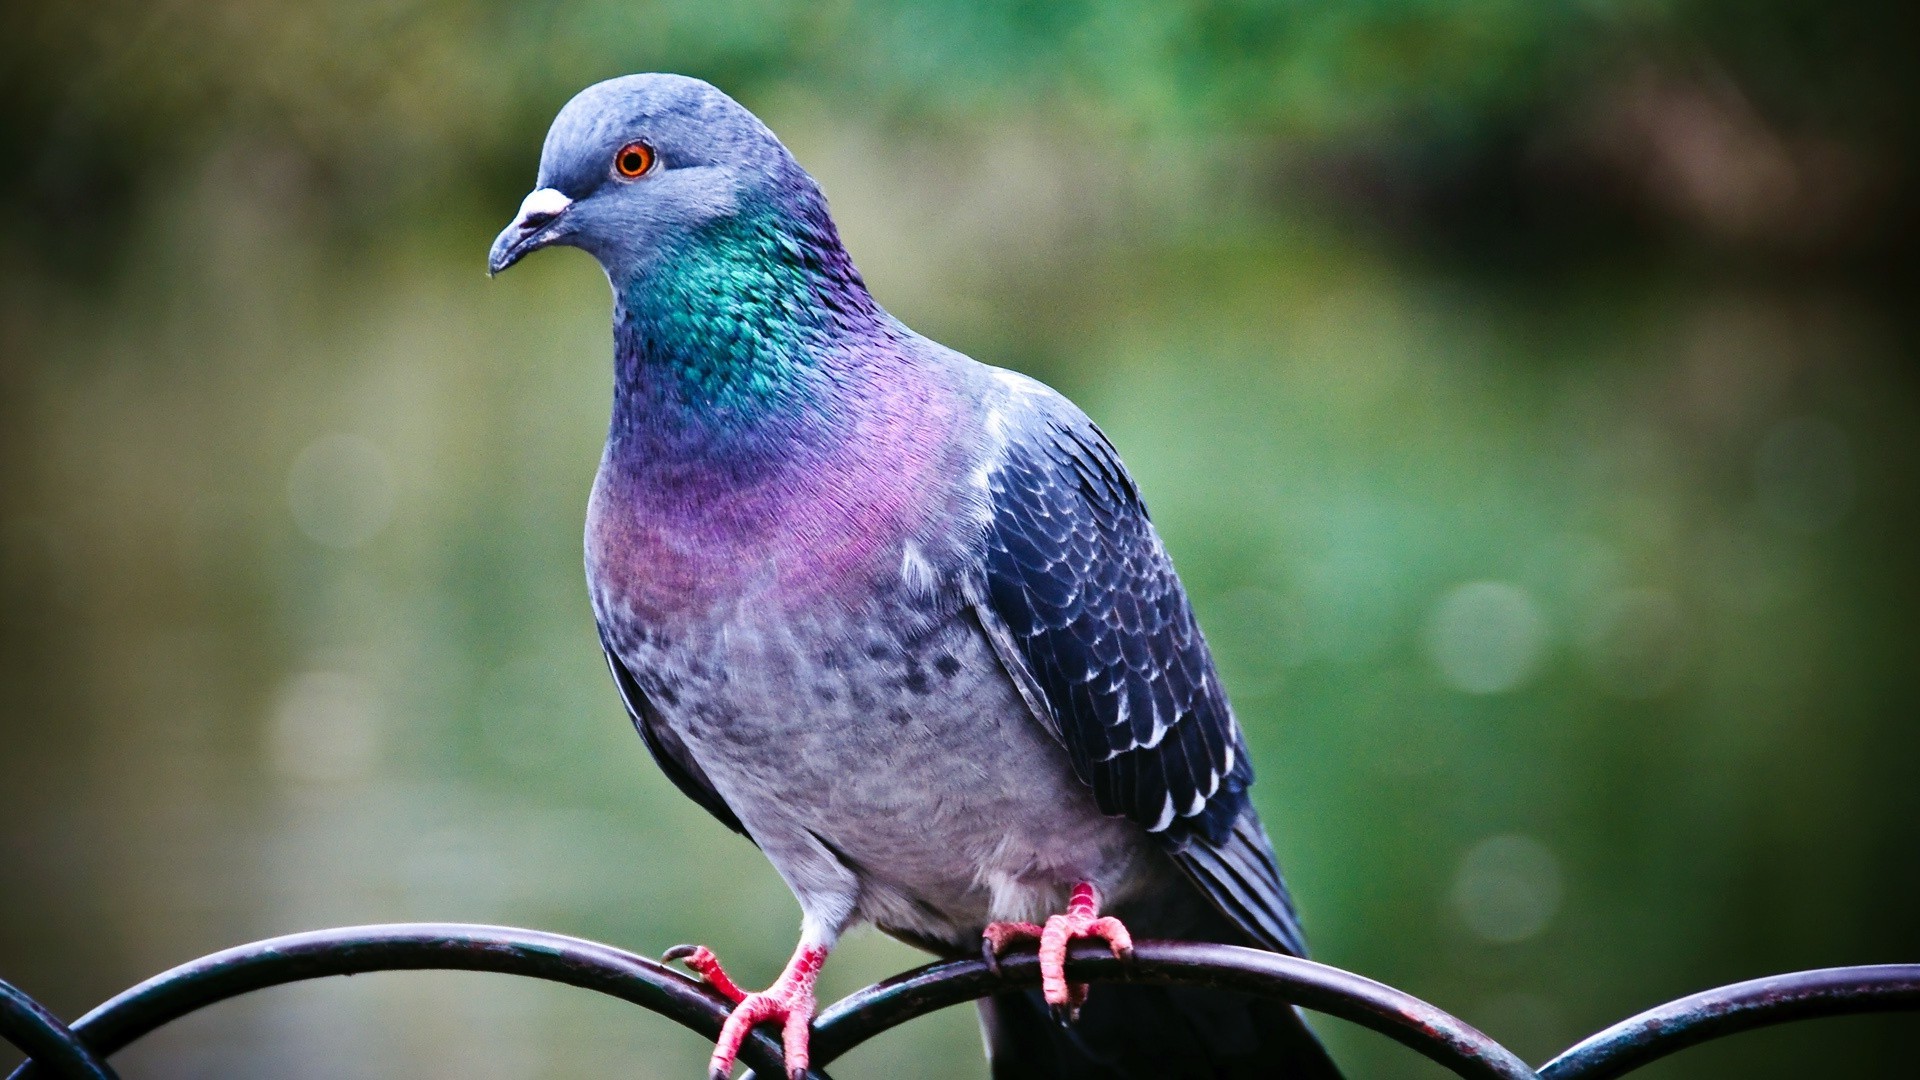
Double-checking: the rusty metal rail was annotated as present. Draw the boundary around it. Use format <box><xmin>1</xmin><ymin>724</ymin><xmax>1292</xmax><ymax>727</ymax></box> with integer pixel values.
<box><xmin>3</xmin><ymin>923</ymin><xmax>1914</xmax><ymax>1078</ymax></box>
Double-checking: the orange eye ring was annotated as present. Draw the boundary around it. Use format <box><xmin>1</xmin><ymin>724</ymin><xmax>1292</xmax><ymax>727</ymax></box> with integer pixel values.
<box><xmin>613</xmin><ymin>141</ymin><xmax>655</xmax><ymax>178</ymax></box>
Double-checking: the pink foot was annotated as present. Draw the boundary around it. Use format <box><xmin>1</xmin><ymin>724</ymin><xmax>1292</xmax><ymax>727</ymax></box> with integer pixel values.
<box><xmin>666</xmin><ymin>942</ymin><xmax>826</xmax><ymax>1079</ymax></box>
<box><xmin>981</xmin><ymin>882</ymin><xmax>1134</xmax><ymax>1022</ymax></box>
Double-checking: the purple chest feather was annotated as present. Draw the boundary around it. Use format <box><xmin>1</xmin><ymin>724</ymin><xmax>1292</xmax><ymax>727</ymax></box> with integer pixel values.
<box><xmin>586</xmin><ymin>370</ymin><xmax>967</xmax><ymax>623</ymax></box>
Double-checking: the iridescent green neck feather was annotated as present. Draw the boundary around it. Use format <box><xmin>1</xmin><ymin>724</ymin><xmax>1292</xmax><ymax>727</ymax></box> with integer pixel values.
<box><xmin>613</xmin><ymin>197</ymin><xmax>884</xmax><ymax>428</ymax></box>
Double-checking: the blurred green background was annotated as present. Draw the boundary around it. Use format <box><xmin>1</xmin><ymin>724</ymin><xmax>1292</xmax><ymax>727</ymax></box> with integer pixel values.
<box><xmin>3</xmin><ymin>2</ymin><xmax>1917</xmax><ymax>1077</ymax></box>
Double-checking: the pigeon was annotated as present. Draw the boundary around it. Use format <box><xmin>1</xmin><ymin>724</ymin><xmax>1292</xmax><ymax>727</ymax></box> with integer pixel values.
<box><xmin>489</xmin><ymin>74</ymin><xmax>1342</xmax><ymax>1080</ymax></box>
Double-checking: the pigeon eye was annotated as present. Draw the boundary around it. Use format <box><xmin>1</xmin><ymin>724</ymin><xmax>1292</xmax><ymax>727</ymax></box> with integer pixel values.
<box><xmin>614</xmin><ymin>142</ymin><xmax>655</xmax><ymax>178</ymax></box>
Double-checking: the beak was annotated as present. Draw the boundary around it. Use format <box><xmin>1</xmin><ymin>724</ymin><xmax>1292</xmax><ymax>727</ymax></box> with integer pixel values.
<box><xmin>488</xmin><ymin>188</ymin><xmax>574</xmax><ymax>276</ymax></box>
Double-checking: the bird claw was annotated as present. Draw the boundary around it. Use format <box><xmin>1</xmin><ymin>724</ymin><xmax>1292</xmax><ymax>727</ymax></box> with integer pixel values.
<box><xmin>981</xmin><ymin>883</ymin><xmax>1134</xmax><ymax>1024</ymax></box>
<box><xmin>980</xmin><ymin>920</ymin><xmax>1043</xmax><ymax>978</ymax></box>
<box><xmin>710</xmin><ymin>984</ymin><xmax>817</xmax><ymax>1079</ymax></box>
<box><xmin>673</xmin><ymin>943</ymin><xmax>826</xmax><ymax>1080</ymax></box>
<box><xmin>664</xmin><ymin>943</ymin><xmax>749</xmax><ymax>1004</ymax></box>
<box><xmin>981</xmin><ymin>935</ymin><xmax>1002</xmax><ymax>976</ymax></box>
<box><xmin>1053</xmin><ymin>977</ymin><xmax>1093</xmax><ymax>1026</ymax></box>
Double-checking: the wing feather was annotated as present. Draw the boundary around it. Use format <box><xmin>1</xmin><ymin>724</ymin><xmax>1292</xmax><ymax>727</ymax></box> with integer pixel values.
<box><xmin>598</xmin><ymin>629</ymin><xmax>750</xmax><ymax>840</ymax></box>
<box><xmin>972</xmin><ymin>378</ymin><xmax>1309</xmax><ymax>955</ymax></box>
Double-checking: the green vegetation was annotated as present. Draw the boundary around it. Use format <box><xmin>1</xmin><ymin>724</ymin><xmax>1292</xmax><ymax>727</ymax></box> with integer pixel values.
<box><xmin>3</xmin><ymin>3</ymin><xmax>1915</xmax><ymax>1077</ymax></box>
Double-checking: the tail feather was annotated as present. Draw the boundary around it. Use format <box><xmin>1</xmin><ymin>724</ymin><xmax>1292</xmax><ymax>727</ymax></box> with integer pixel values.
<box><xmin>977</xmin><ymin>829</ymin><xmax>1343</xmax><ymax>1080</ymax></box>
<box><xmin>979</xmin><ymin>984</ymin><xmax>1342</xmax><ymax>1079</ymax></box>
<box><xmin>1171</xmin><ymin>811</ymin><xmax>1309</xmax><ymax>958</ymax></box>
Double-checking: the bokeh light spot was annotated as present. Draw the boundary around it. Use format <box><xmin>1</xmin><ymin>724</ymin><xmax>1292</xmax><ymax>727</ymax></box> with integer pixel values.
<box><xmin>1451</xmin><ymin>834</ymin><xmax>1564</xmax><ymax>944</ymax></box>
<box><xmin>1425</xmin><ymin>580</ymin><xmax>1549</xmax><ymax>694</ymax></box>
<box><xmin>271</xmin><ymin>670</ymin><xmax>383</xmax><ymax>783</ymax></box>
<box><xmin>287</xmin><ymin>434</ymin><xmax>395</xmax><ymax>548</ymax></box>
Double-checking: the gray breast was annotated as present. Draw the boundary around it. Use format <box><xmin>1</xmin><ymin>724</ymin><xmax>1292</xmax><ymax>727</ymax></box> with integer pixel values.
<box><xmin>606</xmin><ymin>581</ymin><xmax>1155</xmax><ymax>948</ymax></box>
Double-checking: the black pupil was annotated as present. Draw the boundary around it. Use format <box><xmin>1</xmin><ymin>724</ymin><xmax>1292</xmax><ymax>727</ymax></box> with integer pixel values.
<box><xmin>622</xmin><ymin>150</ymin><xmax>644</xmax><ymax>173</ymax></box>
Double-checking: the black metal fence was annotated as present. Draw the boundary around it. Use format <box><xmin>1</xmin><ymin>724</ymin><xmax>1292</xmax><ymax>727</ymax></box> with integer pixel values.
<box><xmin>3</xmin><ymin>923</ymin><xmax>1915</xmax><ymax>1079</ymax></box>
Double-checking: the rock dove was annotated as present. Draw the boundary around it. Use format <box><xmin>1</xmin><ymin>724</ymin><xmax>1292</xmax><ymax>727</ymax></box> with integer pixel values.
<box><xmin>489</xmin><ymin>74</ymin><xmax>1342</xmax><ymax>1080</ymax></box>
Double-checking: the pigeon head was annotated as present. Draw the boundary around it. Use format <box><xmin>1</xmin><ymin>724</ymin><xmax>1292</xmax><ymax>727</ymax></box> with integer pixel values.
<box><xmin>488</xmin><ymin>73</ymin><xmax>816</xmax><ymax>281</ymax></box>
<box><xmin>489</xmin><ymin>74</ymin><xmax>882</xmax><ymax>415</ymax></box>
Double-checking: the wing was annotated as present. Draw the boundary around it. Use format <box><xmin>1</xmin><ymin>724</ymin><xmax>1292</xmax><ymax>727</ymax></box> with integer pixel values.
<box><xmin>972</xmin><ymin>378</ymin><xmax>1308</xmax><ymax>955</ymax></box>
<box><xmin>598</xmin><ymin>628</ymin><xmax>751</xmax><ymax>840</ymax></box>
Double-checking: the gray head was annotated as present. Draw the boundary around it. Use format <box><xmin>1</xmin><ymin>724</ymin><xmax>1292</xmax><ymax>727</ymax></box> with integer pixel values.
<box><xmin>487</xmin><ymin>74</ymin><xmax>811</xmax><ymax>280</ymax></box>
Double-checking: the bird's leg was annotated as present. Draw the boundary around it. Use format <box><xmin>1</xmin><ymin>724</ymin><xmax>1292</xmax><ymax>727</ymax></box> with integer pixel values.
<box><xmin>981</xmin><ymin>881</ymin><xmax>1134</xmax><ymax>1023</ymax></box>
<box><xmin>666</xmin><ymin>940</ymin><xmax>828</xmax><ymax>1079</ymax></box>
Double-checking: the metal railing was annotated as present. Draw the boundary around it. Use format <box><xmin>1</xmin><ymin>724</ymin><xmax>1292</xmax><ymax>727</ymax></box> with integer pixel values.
<box><xmin>3</xmin><ymin>923</ymin><xmax>1915</xmax><ymax>1078</ymax></box>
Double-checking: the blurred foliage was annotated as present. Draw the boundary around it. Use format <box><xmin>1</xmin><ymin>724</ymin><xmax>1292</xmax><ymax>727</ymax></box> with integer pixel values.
<box><xmin>5</xmin><ymin>0</ymin><xmax>1917</xmax><ymax>277</ymax></box>
<box><xmin>3</xmin><ymin>2</ymin><xmax>1917</xmax><ymax>1079</ymax></box>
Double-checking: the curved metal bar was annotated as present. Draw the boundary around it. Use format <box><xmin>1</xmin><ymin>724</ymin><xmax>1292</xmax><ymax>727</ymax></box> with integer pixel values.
<box><xmin>0</xmin><ymin>980</ymin><xmax>118</xmax><ymax>1080</ymax></box>
<box><xmin>9</xmin><ymin>923</ymin><xmax>1913</xmax><ymax>1079</ymax></box>
<box><xmin>4</xmin><ymin>924</ymin><xmax>802</xmax><ymax>1080</ymax></box>
<box><xmin>803</xmin><ymin>940</ymin><xmax>1538</xmax><ymax>1080</ymax></box>
<box><xmin>1538</xmin><ymin>964</ymin><xmax>1920</xmax><ymax>1080</ymax></box>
